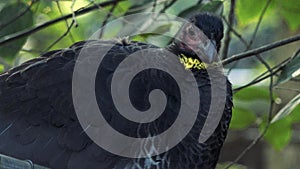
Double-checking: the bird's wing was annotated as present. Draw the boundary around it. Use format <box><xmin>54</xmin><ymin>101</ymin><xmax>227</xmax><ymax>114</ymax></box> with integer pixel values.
<box><xmin>0</xmin><ymin>39</ymin><xmax>233</xmax><ymax>169</ymax></box>
<box><xmin>0</xmin><ymin>40</ymin><xmax>160</xmax><ymax>169</ymax></box>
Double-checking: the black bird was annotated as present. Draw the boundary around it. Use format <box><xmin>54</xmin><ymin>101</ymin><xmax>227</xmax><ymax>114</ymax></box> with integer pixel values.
<box><xmin>0</xmin><ymin>13</ymin><xmax>232</xmax><ymax>169</ymax></box>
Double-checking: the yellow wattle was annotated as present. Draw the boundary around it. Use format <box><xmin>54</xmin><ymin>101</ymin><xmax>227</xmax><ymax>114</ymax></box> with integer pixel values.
<box><xmin>179</xmin><ymin>54</ymin><xmax>207</xmax><ymax>70</ymax></box>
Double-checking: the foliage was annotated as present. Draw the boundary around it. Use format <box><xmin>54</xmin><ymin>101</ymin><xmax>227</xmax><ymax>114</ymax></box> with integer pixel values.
<box><xmin>236</xmin><ymin>0</ymin><xmax>300</xmax><ymax>30</ymax></box>
<box><xmin>230</xmin><ymin>107</ymin><xmax>256</xmax><ymax>129</ymax></box>
<box><xmin>277</xmin><ymin>52</ymin><xmax>300</xmax><ymax>85</ymax></box>
<box><xmin>0</xmin><ymin>2</ymin><xmax>33</xmax><ymax>60</ymax></box>
<box><xmin>260</xmin><ymin>116</ymin><xmax>292</xmax><ymax>151</ymax></box>
<box><xmin>271</xmin><ymin>94</ymin><xmax>300</xmax><ymax>123</ymax></box>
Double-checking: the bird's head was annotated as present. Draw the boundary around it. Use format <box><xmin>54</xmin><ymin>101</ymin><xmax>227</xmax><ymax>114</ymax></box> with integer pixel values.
<box><xmin>174</xmin><ymin>13</ymin><xmax>224</xmax><ymax>64</ymax></box>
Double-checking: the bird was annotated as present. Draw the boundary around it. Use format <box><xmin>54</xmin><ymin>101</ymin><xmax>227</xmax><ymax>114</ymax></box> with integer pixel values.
<box><xmin>0</xmin><ymin>13</ymin><xmax>232</xmax><ymax>169</ymax></box>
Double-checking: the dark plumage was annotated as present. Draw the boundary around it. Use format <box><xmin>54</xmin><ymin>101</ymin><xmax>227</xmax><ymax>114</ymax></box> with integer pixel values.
<box><xmin>0</xmin><ymin>13</ymin><xmax>232</xmax><ymax>169</ymax></box>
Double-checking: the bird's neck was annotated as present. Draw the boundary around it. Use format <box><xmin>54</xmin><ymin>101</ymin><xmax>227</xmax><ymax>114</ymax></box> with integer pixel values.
<box><xmin>167</xmin><ymin>43</ymin><xmax>207</xmax><ymax>70</ymax></box>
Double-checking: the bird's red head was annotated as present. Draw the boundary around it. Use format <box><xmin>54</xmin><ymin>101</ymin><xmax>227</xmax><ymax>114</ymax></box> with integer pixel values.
<box><xmin>175</xmin><ymin>13</ymin><xmax>224</xmax><ymax>63</ymax></box>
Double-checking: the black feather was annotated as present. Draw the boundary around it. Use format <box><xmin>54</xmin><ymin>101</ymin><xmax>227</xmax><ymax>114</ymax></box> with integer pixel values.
<box><xmin>0</xmin><ymin>13</ymin><xmax>232</xmax><ymax>169</ymax></box>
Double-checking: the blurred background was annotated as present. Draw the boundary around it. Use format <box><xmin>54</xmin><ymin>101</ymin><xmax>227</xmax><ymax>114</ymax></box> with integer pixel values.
<box><xmin>0</xmin><ymin>0</ymin><xmax>299</xmax><ymax>168</ymax></box>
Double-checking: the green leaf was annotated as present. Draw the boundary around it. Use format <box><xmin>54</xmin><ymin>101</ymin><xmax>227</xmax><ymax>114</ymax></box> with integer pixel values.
<box><xmin>0</xmin><ymin>2</ymin><xmax>34</xmax><ymax>59</ymax></box>
<box><xmin>234</xmin><ymin>86</ymin><xmax>270</xmax><ymax>101</ymax></box>
<box><xmin>0</xmin><ymin>64</ymin><xmax>4</xmax><ymax>73</ymax></box>
<box><xmin>277</xmin><ymin>53</ymin><xmax>300</xmax><ymax>85</ymax></box>
<box><xmin>178</xmin><ymin>1</ymin><xmax>224</xmax><ymax>18</ymax></box>
<box><xmin>289</xmin><ymin>105</ymin><xmax>300</xmax><ymax>123</ymax></box>
<box><xmin>137</xmin><ymin>24</ymin><xmax>172</xmax><ymax>39</ymax></box>
<box><xmin>271</xmin><ymin>94</ymin><xmax>300</xmax><ymax>123</ymax></box>
<box><xmin>229</xmin><ymin>107</ymin><xmax>256</xmax><ymax>129</ymax></box>
<box><xmin>130</xmin><ymin>35</ymin><xmax>147</xmax><ymax>43</ymax></box>
<box><xmin>260</xmin><ymin>117</ymin><xmax>292</xmax><ymax>151</ymax></box>
<box><xmin>216</xmin><ymin>163</ymin><xmax>248</xmax><ymax>169</ymax></box>
<box><xmin>236</xmin><ymin>0</ymin><xmax>271</xmax><ymax>26</ymax></box>
<box><xmin>236</xmin><ymin>0</ymin><xmax>280</xmax><ymax>27</ymax></box>
<box><xmin>151</xmin><ymin>24</ymin><xmax>172</xmax><ymax>34</ymax></box>
<box><xmin>113</xmin><ymin>1</ymin><xmax>132</xmax><ymax>17</ymax></box>
<box><xmin>236</xmin><ymin>0</ymin><xmax>300</xmax><ymax>30</ymax></box>
<box><xmin>276</xmin><ymin>0</ymin><xmax>300</xmax><ymax>30</ymax></box>
<box><xmin>126</xmin><ymin>0</ymin><xmax>153</xmax><ymax>15</ymax></box>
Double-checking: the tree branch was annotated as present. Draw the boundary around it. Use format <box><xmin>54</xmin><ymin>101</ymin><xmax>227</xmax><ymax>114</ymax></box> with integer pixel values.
<box><xmin>225</xmin><ymin>55</ymin><xmax>275</xmax><ymax>169</ymax></box>
<box><xmin>0</xmin><ymin>0</ymin><xmax>124</xmax><ymax>46</ymax></box>
<box><xmin>98</xmin><ymin>1</ymin><xmax>118</xmax><ymax>38</ymax></box>
<box><xmin>247</xmin><ymin>0</ymin><xmax>272</xmax><ymax>49</ymax></box>
<box><xmin>232</xmin><ymin>46</ymin><xmax>300</xmax><ymax>92</ymax></box>
<box><xmin>43</xmin><ymin>20</ymin><xmax>75</xmax><ymax>52</ymax></box>
<box><xmin>222</xmin><ymin>16</ymin><xmax>248</xmax><ymax>47</ymax></box>
<box><xmin>0</xmin><ymin>0</ymin><xmax>37</xmax><ymax>31</ymax></box>
<box><xmin>56</xmin><ymin>1</ymin><xmax>76</xmax><ymax>43</ymax></box>
<box><xmin>222</xmin><ymin>34</ymin><xmax>300</xmax><ymax>65</ymax></box>
<box><xmin>221</xmin><ymin>0</ymin><xmax>235</xmax><ymax>59</ymax></box>
<box><xmin>159</xmin><ymin>0</ymin><xmax>177</xmax><ymax>13</ymax></box>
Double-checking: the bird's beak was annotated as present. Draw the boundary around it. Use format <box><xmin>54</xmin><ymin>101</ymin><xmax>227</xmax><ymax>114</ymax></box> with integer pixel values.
<box><xmin>201</xmin><ymin>40</ymin><xmax>217</xmax><ymax>63</ymax></box>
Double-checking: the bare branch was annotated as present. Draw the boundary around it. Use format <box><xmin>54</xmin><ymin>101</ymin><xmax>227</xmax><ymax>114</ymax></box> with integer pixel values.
<box><xmin>152</xmin><ymin>0</ymin><xmax>158</xmax><ymax>12</ymax></box>
<box><xmin>290</xmin><ymin>78</ymin><xmax>300</xmax><ymax>82</ymax></box>
<box><xmin>0</xmin><ymin>0</ymin><xmax>124</xmax><ymax>46</ymax></box>
<box><xmin>247</xmin><ymin>0</ymin><xmax>272</xmax><ymax>49</ymax></box>
<box><xmin>99</xmin><ymin>1</ymin><xmax>118</xmax><ymax>38</ymax></box>
<box><xmin>233</xmin><ymin>60</ymin><xmax>285</xmax><ymax>92</ymax></box>
<box><xmin>159</xmin><ymin>0</ymin><xmax>177</xmax><ymax>13</ymax></box>
<box><xmin>227</xmin><ymin>49</ymin><xmax>300</xmax><ymax>167</ymax></box>
<box><xmin>71</xmin><ymin>0</ymin><xmax>79</xmax><ymax>27</ymax></box>
<box><xmin>0</xmin><ymin>0</ymin><xmax>37</xmax><ymax>31</ymax></box>
<box><xmin>232</xmin><ymin>47</ymin><xmax>300</xmax><ymax>92</ymax></box>
<box><xmin>221</xmin><ymin>0</ymin><xmax>236</xmax><ymax>59</ymax></box>
<box><xmin>56</xmin><ymin>1</ymin><xmax>75</xmax><ymax>43</ymax></box>
<box><xmin>222</xmin><ymin>16</ymin><xmax>248</xmax><ymax>47</ymax></box>
<box><xmin>275</xmin><ymin>87</ymin><xmax>300</xmax><ymax>93</ymax></box>
<box><xmin>222</xmin><ymin>34</ymin><xmax>300</xmax><ymax>65</ymax></box>
<box><xmin>43</xmin><ymin>20</ymin><xmax>75</xmax><ymax>52</ymax></box>
<box><xmin>225</xmin><ymin>54</ymin><xmax>275</xmax><ymax>169</ymax></box>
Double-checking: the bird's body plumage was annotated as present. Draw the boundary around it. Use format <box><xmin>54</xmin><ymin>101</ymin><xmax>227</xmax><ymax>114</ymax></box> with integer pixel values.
<box><xmin>0</xmin><ymin>13</ymin><xmax>232</xmax><ymax>169</ymax></box>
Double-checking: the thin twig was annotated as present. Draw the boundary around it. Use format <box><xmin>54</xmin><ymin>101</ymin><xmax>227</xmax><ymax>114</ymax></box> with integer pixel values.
<box><xmin>233</xmin><ymin>47</ymin><xmax>300</xmax><ymax>92</ymax></box>
<box><xmin>98</xmin><ymin>1</ymin><xmax>118</xmax><ymax>39</ymax></box>
<box><xmin>275</xmin><ymin>87</ymin><xmax>300</xmax><ymax>93</ymax></box>
<box><xmin>0</xmin><ymin>0</ymin><xmax>37</xmax><ymax>31</ymax></box>
<box><xmin>221</xmin><ymin>0</ymin><xmax>235</xmax><ymax>59</ymax></box>
<box><xmin>152</xmin><ymin>0</ymin><xmax>158</xmax><ymax>12</ymax></box>
<box><xmin>247</xmin><ymin>0</ymin><xmax>272</xmax><ymax>49</ymax></box>
<box><xmin>226</xmin><ymin>54</ymin><xmax>274</xmax><ymax>168</ymax></box>
<box><xmin>290</xmin><ymin>78</ymin><xmax>300</xmax><ymax>82</ymax></box>
<box><xmin>222</xmin><ymin>34</ymin><xmax>300</xmax><ymax>65</ymax></box>
<box><xmin>225</xmin><ymin>51</ymin><xmax>275</xmax><ymax>169</ymax></box>
<box><xmin>43</xmin><ymin>20</ymin><xmax>75</xmax><ymax>52</ymax></box>
<box><xmin>233</xmin><ymin>61</ymin><xmax>285</xmax><ymax>92</ymax></box>
<box><xmin>225</xmin><ymin>0</ymin><xmax>281</xmax><ymax>78</ymax></box>
<box><xmin>0</xmin><ymin>0</ymin><xmax>124</xmax><ymax>46</ymax></box>
<box><xmin>0</xmin><ymin>57</ymin><xmax>10</xmax><ymax>70</ymax></box>
<box><xmin>222</xmin><ymin>16</ymin><xmax>246</xmax><ymax>75</ymax></box>
<box><xmin>159</xmin><ymin>0</ymin><xmax>177</xmax><ymax>13</ymax></box>
<box><xmin>55</xmin><ymin>1</ymin><xmax>75</xmax><ymax>43</ymax></box>
<box><xmin>290</xmin><ymin>45</ymin><xmax>300</xmax><ymax>60</ymax></box>
<box><xmin>224</xmin><ymin>122</ymin><xmax>271</xmax><ymax>169</ymax></box>
<box><xmin>21</xmin><ymin>48</ymin><xmax>43</xmax><ymax>54</ymax></box>
<box><xmin>223</xmin><ymin>17</ymin><xmax>245</xmax><ymax>74</ymax></box>
<box><xmin>87</xmin><ymin>0</ymin><xmax>139</xmax><ymax>31</ymax></box>
<box><xmin>222</xmin><ymin>16</ymin><xmax>248</xmax><ymax>47</ymax></box>
<box><xmin>71</xmin><ymin>0</ymin><xmax>78</xmax><ymax>27</ymax></box>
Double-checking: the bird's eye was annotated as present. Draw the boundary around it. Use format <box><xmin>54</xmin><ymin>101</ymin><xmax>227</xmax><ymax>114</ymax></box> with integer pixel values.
<box><xmin>188</xmin><ymin>26</ymin><xmax>195</xmax><ymax>36</ymax></box>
